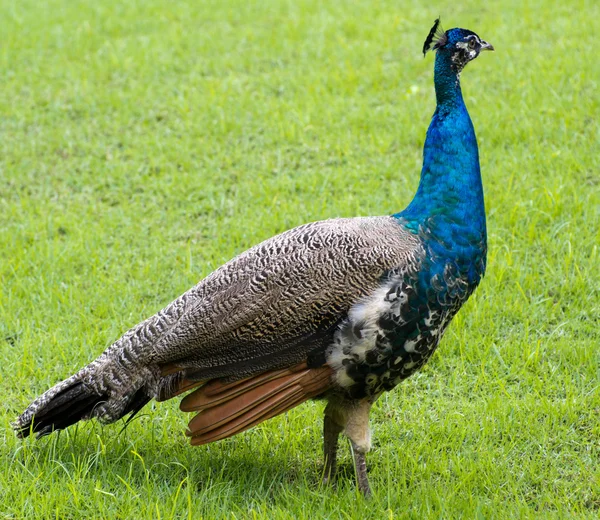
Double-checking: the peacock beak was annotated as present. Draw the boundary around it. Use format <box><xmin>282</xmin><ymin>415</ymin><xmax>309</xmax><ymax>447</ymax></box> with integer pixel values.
<box><xmin>480</xmin><ymin>40</ymin><xmax>494</xmax><ymax>51</ymax></box>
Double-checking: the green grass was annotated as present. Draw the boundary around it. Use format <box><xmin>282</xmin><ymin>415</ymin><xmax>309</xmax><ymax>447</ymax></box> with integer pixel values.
<box><xmin>1</xmin><ymin>0</ymin><xmax>599</xmax><ymax>517</ymax></box>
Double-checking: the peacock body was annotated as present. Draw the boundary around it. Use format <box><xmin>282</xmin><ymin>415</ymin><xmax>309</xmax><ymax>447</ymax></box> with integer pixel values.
<box><xmin>14</xmin><ymin>20</ymin><xmax>493</xmax><ymax>495</ymax></box>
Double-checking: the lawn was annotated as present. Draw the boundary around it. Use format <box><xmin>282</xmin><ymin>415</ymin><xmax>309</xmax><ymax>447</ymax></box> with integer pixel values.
<box><xmin>1</xmin><ymin>0</ymin><xmax>598</xmax><ymax>518</ymax></box>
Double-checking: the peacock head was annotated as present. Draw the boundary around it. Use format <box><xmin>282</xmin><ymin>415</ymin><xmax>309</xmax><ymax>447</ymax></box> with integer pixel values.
<box><xmin>423</xmin><ymin>18</ymin><xmax>494</xmax><ymax>72</ymax></box>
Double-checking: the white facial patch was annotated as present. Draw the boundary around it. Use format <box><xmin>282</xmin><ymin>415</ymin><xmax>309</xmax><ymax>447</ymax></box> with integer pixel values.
<box><xmin>454</xmin><ymin>42</ymin><xmax>477</xmax><ymax>60</ymax></box>
<box><xmin>455</xmin><ymin>36</ymin><xmax>480</xmax><ymax>61</ymax></box>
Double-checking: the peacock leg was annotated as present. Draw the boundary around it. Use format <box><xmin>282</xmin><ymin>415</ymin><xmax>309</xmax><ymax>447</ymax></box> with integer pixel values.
<box><xmin>323</xmin><ymin>406</ymin><xmax>344</xmax><ymax>485</ymax></box>
<box><xmin>344</xmin><ymin>399</ymin><xmax>374</xmax><ymax>497</ymax></box>
<box><xmin>351</xmin><ymin>442</ymin><xmax>371</xmax><ymax>497</ymax></box>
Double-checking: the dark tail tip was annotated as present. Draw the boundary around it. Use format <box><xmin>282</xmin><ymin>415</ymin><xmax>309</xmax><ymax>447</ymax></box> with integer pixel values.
<box><xmin>14</xmin><ymin>381</ymin><xmax>108</xmax><ymax>439</ymax></box>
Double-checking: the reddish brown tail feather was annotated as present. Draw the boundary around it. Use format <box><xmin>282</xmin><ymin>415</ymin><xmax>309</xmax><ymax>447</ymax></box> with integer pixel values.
<box><xmin>176</xmin><ymin>363</ymin><xmax>333</xmax><ymax>445</ymax></box>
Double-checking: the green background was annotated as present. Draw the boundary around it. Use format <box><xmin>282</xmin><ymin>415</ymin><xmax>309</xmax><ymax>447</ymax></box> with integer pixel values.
<box><xmin>1</xmin><ymin>0</ymin><xmax>598</xmax><ymax>517</ymax></box>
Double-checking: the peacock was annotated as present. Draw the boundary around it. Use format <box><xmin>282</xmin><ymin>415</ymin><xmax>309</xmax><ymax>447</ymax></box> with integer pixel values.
<box><xmin>14</xmin><ymin>19</ymin><xmax>493</xmax><ymax>496</ymax></box>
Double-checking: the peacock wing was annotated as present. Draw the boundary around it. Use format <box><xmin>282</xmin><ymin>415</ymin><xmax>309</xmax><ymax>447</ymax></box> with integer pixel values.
<box><xmin>113</xmin><ymin>216</ymin><xmax>423</xmax><ymax>384</ymax></box>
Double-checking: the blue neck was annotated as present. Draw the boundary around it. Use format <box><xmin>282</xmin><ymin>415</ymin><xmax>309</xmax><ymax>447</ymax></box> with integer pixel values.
<box><xmin>394</xmin><ymin>52</ymin><xmax>487</xmax><ymax>273</ymax></box>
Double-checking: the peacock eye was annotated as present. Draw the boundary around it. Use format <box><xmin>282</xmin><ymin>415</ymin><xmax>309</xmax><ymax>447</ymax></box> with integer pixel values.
<box><xmin>468</xmin><ymin>38</ymin><xmax>477</xmax><ymax>49</ymax></box>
